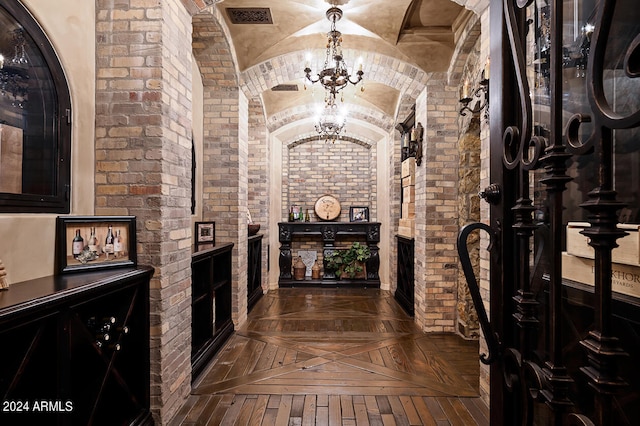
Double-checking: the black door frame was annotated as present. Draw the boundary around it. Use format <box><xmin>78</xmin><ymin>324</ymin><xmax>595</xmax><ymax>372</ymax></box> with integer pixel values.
<box><xmin>460</xmin><ymin>0</ymin><xmax>640</xmax><ymax>425</ymax></box>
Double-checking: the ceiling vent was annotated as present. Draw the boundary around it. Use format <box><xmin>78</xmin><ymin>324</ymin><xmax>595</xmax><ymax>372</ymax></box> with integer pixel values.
<box><xmin>226</xmin><ymin>8</ymin><xmax>273</xmax><ymax>24</ymax></box>
<box><xmin>271</xmin><ymin>84</ymin><xmax>299</xmax><ymax>92</ymax></box>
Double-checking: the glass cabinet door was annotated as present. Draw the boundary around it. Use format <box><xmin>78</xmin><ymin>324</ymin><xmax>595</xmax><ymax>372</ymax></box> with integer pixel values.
<box><xmin>0</xmin><ymin>2</ymin><xmax>71</xmax><ymax>212</ymax></box>
<box><xmin>487</xmin><ymin>0</ymin><xmax>640</xmax><ymax>424</ymax></box>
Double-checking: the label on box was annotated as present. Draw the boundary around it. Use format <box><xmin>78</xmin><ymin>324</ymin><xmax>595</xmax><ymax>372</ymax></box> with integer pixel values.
<box><xmin>562</xmin><ymin>252</ymin><xmax>640</xmax><ymax>299</ymax></box>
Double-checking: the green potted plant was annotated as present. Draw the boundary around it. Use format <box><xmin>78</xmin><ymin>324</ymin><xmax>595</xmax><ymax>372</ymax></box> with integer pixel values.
<box><xmin>325</xmin><ymin>242</ymin><xmax>371</xmax><ymax>279</ymax></box>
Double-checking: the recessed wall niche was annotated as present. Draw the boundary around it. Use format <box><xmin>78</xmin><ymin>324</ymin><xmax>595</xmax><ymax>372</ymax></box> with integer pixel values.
<box><xmin>283</xmin><ymin>137</ymin><xmax>377</xmax><ymax>222</ymax></box>
<box><xmin>282</xmin><ymin>137</ymin><xmax>378</xmax><ymax>257</ymax></box>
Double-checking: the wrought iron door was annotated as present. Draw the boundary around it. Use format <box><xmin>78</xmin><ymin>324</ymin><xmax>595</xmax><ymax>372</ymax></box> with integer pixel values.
<box><xmin>459</xmin><ymin>0</ymin><xmax>640</xmax><ymax>425</ymax></box>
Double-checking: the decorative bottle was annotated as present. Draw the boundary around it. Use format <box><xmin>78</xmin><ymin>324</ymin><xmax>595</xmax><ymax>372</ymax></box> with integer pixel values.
<box><xmin>72</xmin><ymin>229</ymin><xmax>84</xmax><ymax>257</ymax></box>
<box><xmin>113</xmin><ymin>229</ymin><xmax>122</xmax><ymax>257</ymax></box>
<box><xmin>304</xmin><ymin>209</ymin><xmax>310</xmax><ymax>222</ymax></box>
<box><xmin>88</xmin><ymin>227</ymin><xmax>98</xmax><ymax>253</ymax></box>
<box><xmin>104</xmin><ymin>225</ymin><xmax>114</xmax><ymax>256</ymax></box>
<box><xmin>289</xmin><ymin>206</ymin><xmax>294</xmax><ymax>222</ymax></box>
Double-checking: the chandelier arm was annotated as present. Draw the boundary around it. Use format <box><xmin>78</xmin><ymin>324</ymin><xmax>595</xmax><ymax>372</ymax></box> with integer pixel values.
<box><xmin>347</xmin><ymin>71</ymin><xmax>363</xmax><ymax>85</ymax></box>
<box><xmin>303</xmin><ymin>6</ymin><xmax>363</xmax><ymax>98</ymax></box>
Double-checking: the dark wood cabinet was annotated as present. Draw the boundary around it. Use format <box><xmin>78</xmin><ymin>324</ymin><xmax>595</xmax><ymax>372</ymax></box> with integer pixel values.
<box><xmin>0</xmin><ymin>267</ymin><xmax>153</xmax><ymax>425</ymax></box>
<box><xmin>247</xmin><ymin>234</ymin><xmax>263</xmax><ymax>311</ymax></box>
<box><xmin>395</xmin><ymin>235</ymin><xmax>414</xmax><ymax>316</ymax></box>
<box><xmin>191</xmin><ymin>243</ymin><xmax>234</xmax><ymax>380</ymax></box>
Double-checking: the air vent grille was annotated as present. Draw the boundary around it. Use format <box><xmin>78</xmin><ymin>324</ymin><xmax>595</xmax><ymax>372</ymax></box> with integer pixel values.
<box><xmin>271</xmin><ymin>84</ymin><xmax>299</xmax><ymax>92</ymax></box>
<box><xmin>227</xmin><ymin>8</ymin><xmax>273</xmax><ymax>24</ymax></box>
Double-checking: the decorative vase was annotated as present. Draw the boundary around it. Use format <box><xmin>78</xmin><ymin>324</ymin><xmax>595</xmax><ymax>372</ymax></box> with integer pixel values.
<box><xmin>248</xmin><ymin>223</ymin><xmax>260</xmax><ymax>235</ymax></box>
<box><xmin>293</xmin><ymin>256</ymin><xmax>306</xmax><ymax>280</ymax></box>
<box><xmin>311</xmin><ymin>260</ymin><xmax>321</xmax><ymax>279</ymax></box>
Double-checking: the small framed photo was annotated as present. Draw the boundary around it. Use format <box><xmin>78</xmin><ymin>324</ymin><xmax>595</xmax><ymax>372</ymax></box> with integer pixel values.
<box><xmin>349</xmin><ymin>206</ymin><xmax>369</xmax><ymax>222</ymax></box>
<box><xmin>55</xmin><ymin>216</ymin><xmax>137</xmax><ymax>274</ymax></box>
<box><xmin>195</xmin><ymin>221</ymin><xmax>215</xmax><ymax>246</ymax></box>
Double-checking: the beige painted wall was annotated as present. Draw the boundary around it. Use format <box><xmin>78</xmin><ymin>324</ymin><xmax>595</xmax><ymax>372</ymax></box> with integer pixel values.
<box><xmin>0</xmin><ymin>0</ymin><xmax>95</xmax><ymax>284</ymax></box>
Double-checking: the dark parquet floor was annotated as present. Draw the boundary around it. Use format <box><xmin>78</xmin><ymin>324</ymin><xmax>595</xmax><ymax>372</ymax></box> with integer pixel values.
<box><xmin>171</xmin><ymin>288</ymin><xmax>488</xmax><ymax>425</ymax></box>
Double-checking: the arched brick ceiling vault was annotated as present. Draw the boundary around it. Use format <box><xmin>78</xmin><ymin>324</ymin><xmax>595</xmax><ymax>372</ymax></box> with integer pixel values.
<box><xmin>191</xmin><ymin>0</ymin><xmax>489</xmax><ymax>141</ymax></box>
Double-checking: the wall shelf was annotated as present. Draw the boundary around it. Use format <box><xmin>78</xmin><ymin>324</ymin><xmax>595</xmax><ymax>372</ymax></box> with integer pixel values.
<box><xmin>191</xmin><ymin>243</ymin><xmax>234</xmax><ymax>381</ymax></box>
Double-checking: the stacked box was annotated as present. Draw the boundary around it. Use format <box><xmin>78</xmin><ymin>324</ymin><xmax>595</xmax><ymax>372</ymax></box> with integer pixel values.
<box><xmin>399</xmin><ymin>158</ymin><xmax>416</xmax><ymax>237</ymax></box>
<box><xmin>566</xmin><ymin>222</ymin><xmax>640</xmax><ymax>266</ymax></box>
<box><xmin>398</xmin><ymin>218</ymin><xmax>415</xmax><ymax>238</ymax></box>
<box><xmin>563</xmin><ymin>222</ymin><xmax>640</xmax><ymax>300</ymax></box>
<box><xmin>401</xmin><ymin>157</ymin><xmax>415</xmax><ymax>178</ymax></box>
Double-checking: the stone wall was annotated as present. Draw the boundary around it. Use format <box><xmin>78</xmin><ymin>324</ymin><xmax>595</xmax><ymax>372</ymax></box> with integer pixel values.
<box><xmin>94</xmin><ymin>0</ymin><xmax>194</xmax><ymax>422</ymax></box>
<box><xmin>457</xmin><ymin>117</ymin><xmax>481</xmax><ymax>338</ymax></box>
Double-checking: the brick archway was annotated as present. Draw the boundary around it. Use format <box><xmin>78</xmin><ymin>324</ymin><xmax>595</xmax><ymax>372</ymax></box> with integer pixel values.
<box><xmin>192</xmin><ymin>12</ymin><xmax>250</xmax><ymax>333</ymax></box>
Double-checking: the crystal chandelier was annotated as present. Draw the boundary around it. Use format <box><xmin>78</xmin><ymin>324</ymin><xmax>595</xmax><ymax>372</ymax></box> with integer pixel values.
<box><xmin>304</xmin><ymin>6</ymin><xmax>363</xmax><ymax>104</ymax></box>
<box><xmin>315</xmin><ymin>101</ymin><xmax>347</xmax><ymax>143</ymax></box>
<box><xmin>0</xmin><ymin>29</ymin><xmax>29</xmax><ymax>109</ymax></box>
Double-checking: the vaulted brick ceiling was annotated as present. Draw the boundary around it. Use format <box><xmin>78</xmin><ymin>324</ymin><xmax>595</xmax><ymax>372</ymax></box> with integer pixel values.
<box><xmin>213</xmin><ymin>0</ymin><xmax>472</xmax><ymax>138</ymax></box>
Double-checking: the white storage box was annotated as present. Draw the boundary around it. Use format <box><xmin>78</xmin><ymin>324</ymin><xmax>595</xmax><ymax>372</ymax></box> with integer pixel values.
<box><xmin>566</xmin><ymin>222</ymin><xmax>640</xmax><ymax>266</ymax></box>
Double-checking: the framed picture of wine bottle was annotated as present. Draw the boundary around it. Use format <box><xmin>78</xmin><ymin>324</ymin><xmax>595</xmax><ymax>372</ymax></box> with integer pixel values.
<box><xmin>55</xmin><ymin>216</ymin><xmax>137</xmax><ymax>274</ymax></box>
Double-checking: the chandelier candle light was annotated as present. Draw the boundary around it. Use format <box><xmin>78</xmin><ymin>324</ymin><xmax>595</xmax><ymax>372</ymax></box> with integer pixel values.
<box><xmin>304</xmin><ymin>6</ymin><xmax>364</xmax><ymax>104</ymax></box>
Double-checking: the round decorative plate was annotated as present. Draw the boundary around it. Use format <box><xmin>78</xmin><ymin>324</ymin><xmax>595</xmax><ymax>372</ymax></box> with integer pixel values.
<box><xmin>314</xmin><ymin>195</ymin><xmax>341</xmax><ymax>221</ymax></box>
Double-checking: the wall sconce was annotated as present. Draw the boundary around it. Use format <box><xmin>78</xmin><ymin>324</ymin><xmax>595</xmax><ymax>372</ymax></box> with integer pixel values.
<box><xmin>397</xmin><ymin>122</ymin><xmax>423</xmax><ymax>166</ymax></box>
<box><xmin>459</xmin><ymin>59</ymin><xmax>489</xmax><ymax>120</ymax></box>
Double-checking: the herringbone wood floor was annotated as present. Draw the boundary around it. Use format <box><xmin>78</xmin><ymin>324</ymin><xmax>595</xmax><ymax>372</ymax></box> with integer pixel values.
<box><xmin>171</xmin><ymin>288</ymin><xmax>488</xmax><ymax>425</ymax></box>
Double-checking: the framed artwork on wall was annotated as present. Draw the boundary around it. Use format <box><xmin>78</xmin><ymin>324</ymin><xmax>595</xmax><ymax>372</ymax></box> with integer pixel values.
<box><xmin>349</xmin><ymin>206</ymin><xmax>369</xmax><ymax>222</ymax></box>
<box><xmin>195</xmin><ymin>221</ymin><xmax>215</xmax><ymax>247</ymax></box>
<box><xmin>55</xmin><ymin>216</ymin><xmax>137</xmax><ymax>274</ymax></box>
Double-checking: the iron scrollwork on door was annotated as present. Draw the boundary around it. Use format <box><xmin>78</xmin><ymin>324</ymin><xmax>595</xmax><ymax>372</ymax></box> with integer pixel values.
<box><xmin>492</xmin><ymin>0</ymin><xmax>639</xmax><ymax>425</ymax></box>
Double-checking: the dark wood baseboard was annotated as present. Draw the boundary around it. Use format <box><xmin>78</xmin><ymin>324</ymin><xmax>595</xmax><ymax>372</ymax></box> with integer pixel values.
<box><xmin>278</xmin><ymin>278</ymin><xmax>380</xmax><ymax>288</ymax></box>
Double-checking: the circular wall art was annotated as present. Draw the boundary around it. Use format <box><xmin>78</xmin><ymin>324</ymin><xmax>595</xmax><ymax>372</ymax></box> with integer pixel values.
<box><xmin>314</xmin><ymin>195</ymin><xmax>341</xmax><ymax>221</ymax></box>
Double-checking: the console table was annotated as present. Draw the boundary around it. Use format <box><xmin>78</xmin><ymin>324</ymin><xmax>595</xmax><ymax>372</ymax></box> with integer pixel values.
<box><xmin>278</xmin><ymin>222</ymin><xmax>381</xmax><ymax>287</ymax></box>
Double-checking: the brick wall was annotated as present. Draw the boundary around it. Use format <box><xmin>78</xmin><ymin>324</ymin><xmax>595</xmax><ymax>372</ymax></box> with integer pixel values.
<box><xmin>248</xmin><ymin>97</ymin><xmax>269</xmax><ymax>292</ymax></box>
<box><xmin>95</xmin><ymin>0</ymin><xmax>194</xmax><ymax>423</ymax></box>
<box><xmin>283</xmin><ymin>139</ymin><xmax>377</xmax><ymax>223</ymax></box>
<box><xmin>414</xmin><ymin>74</ymin><xmax>461</xmax><ymax>333</ymax></box>
<box><xmin>193</xmin><ymin>12</ymin><xmax>249</xmax><ymax>328</ymax></box>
